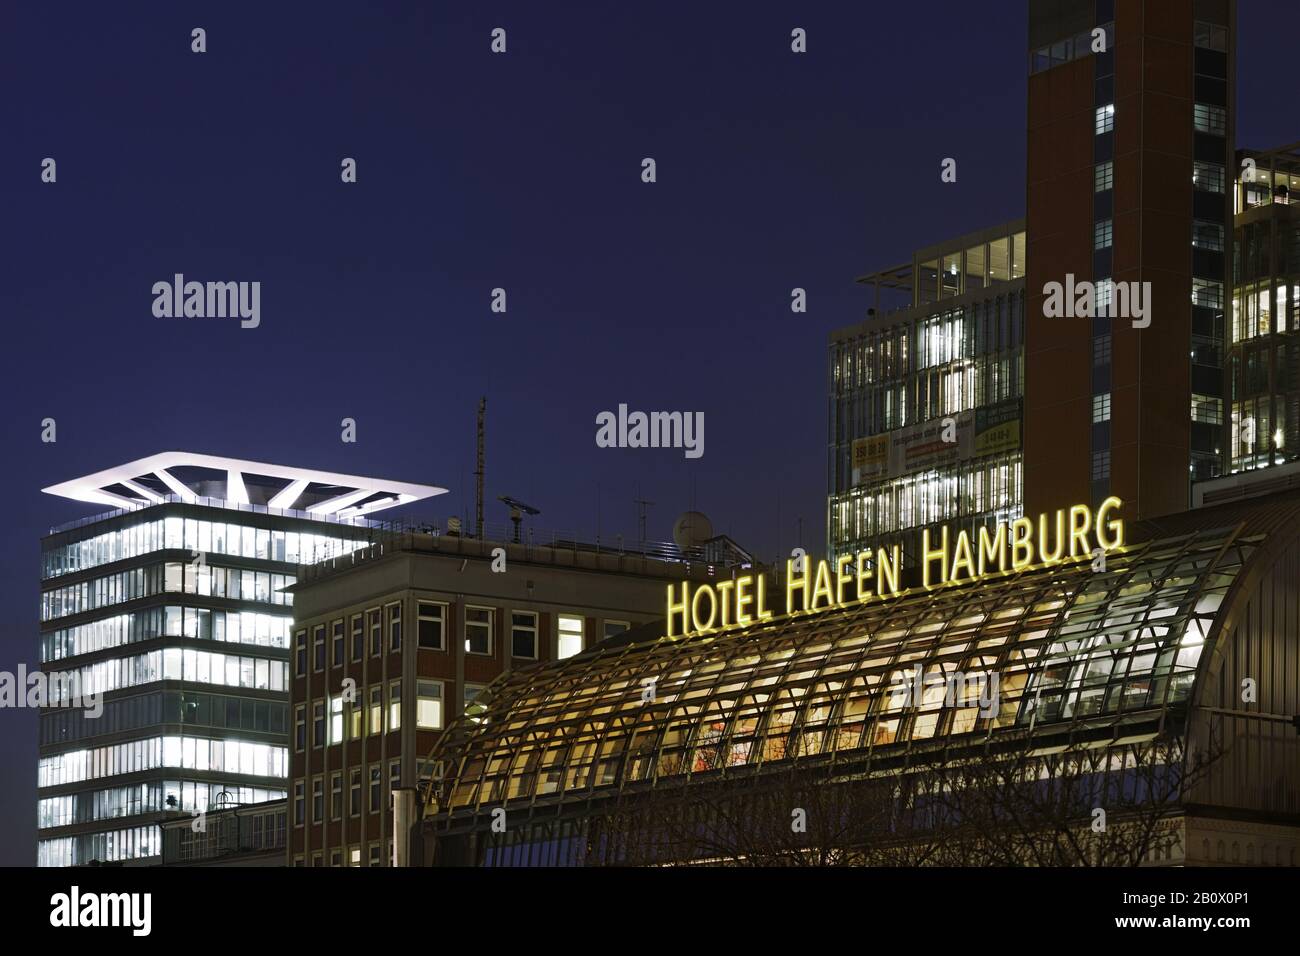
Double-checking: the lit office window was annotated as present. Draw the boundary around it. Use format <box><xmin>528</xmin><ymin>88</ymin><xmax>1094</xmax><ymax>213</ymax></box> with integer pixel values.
<box><xmin>1192</xmin><ymin>220</ymin><xmax>1223</xmax><ymax>251</ymax></box>
<box><xmin>389</xmin><ymin>680</ymin><xmax>402</xmax><ymax>731</ymax></box>
<box><xmin>1193</xmin><ymin>278</ymin><xmax>1224</xmax><ymax>309</ymax></box>
<box><xmin>511</xmin><ymin>611</ymin><xmax>538</xmax><ymax>659</ymax></box>
<box><xmin>329</xmin><ymin>695</ymin><xmax>343</xmax><ymax>744</ymax></box>
<box><xmin>416</xmin><ymin>680</ymin><xmax>443</xmax><ymax>729</ymax></box>
<box><xmin>417</xmin><ymin>602</ymin><xmax>445</xmax><ymax>650</ymax></box>
<box><xmin>557</xmin><ymin>615</ymin><xmax>584</xmax><ymax>659</ymax></box>
<box><xmin>1193</xmin><ymin>161</ymin><xmax>1225</xmax><ymax>193</ymax></box>
<box><xmin>1192</xmin><ymin>394</ymin><xmax>1223</xmax><ymax>425</ymax></box>
<box><xmin>1193</xmin><ymin>103</ymin><xmax>1226</xmax><ymax>136</ymax></box>
<box><xmin>465</xmin><ymin>606</ymin><xmax>493</xmax><ymax>655</ymax></box>
<box><xmin>348</xmin><ymin>696</ymin><xmax>362</xmax><ymax>739</ymax></box>
<box><xmin>1095</xmin><ymin>104</ymin><xmax>1114</xmax><ymax>135</ymax></box>
<box><xmin>1094</xmin><ymin>161</ymin><xmax>1113</xmax><ymax>192</ymax></box>
<box><xmin>1092</xmin><ymin>393</ymin><xmax>1112</xmax><ymax>423</ymax></box>
<box><xmin>1094</xmin><ymin>219</ymin><xmax>1113</xmax><ymax>250</ymax></box>
<box><xmin>1096</xmin><ymin>278</ymin><xmax>1114</xmax><ymax>316</ymax></box>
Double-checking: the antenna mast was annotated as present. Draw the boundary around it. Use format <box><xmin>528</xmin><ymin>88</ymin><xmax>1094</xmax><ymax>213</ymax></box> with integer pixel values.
<box><xmin>634</xmin><ymin>491</ymin><xmax>654</xmax><ymax>546</ymax></box>
<box><xmin>475</xmin><ymin>397</ymin><xmax>486</xmax><ymax>538</ymax></box>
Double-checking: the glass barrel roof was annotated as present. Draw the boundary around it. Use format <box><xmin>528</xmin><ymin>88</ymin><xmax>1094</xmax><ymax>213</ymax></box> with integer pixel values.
<box><xmin>425</xmin><ymin>521</ymin><xmax>1258</xmax><ymax>822</ymax></box>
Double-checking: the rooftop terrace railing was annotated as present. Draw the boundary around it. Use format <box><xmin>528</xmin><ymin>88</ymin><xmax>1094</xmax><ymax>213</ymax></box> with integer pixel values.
<box><xmin>47</xmin><ymin>494</ymin><xmax>388</xmax><ymax>535</ymax></box>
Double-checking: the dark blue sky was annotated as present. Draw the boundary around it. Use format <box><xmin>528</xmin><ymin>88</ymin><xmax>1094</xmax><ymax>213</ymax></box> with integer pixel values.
<box><xmin>2</xmin><ymin>1</ymin><xmax>1294</xmax><ymax>865</ymax></box>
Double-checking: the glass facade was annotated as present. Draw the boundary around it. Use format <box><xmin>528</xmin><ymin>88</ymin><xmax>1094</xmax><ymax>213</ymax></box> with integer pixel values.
<box><xmin>1229</xmin><ymin>146</ymin><xmax>1300</xmax><ymax>473</ymax></box>
<box><xmin>830</xmin><ymin>226</ymin><xmax>1025</xmax><ymax>562</ymax></box>
<box><xmin>37</xmin><ymin>499</ymin><xmax>372</xmax><ymax>866</ymax></box>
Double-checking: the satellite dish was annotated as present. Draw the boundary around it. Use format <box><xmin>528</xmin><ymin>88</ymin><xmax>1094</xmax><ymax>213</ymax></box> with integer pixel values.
<box><xmin>498</xmin><ymin>495</ymin><xmax>541</xmax><ymax>516</ymax></box>
<box><xmin>673</xmin><ymin>511</ymin><xmax>714</xmax><ymax>549</ymax></box>
<box><xmin>498</xmin><ymin>496</ymin><xmax>540</xmax><ymax>543</ymax></box>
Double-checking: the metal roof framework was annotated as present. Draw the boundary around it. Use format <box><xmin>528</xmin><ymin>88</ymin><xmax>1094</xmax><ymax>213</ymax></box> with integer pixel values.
<box><xmin>421</xmin><ymin>518</ymin><xmax>1260</xmax><ymax>841</ymax></box>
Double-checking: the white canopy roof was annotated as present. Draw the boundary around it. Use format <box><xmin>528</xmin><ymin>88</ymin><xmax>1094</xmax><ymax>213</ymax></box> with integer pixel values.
<box><xmin>43</xmin><ymin>451</ymin><xmax>446</xmax><ymax>518</ymax></box>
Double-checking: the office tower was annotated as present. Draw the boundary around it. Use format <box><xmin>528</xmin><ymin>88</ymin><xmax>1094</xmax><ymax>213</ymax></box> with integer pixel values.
<box><xmin>1228</xmin><ymin>143</ymin><xmax>1300</xmax><ymax>471</ymax></box>
<box><xmin>36</xmin><ymin>452</ymin><xmax>442</xmax><ymax>866</ymax></box>
<box><xmin>1025</xmin><ymin>0</ymin><xmax>1235</xmax><ymax>518</ymax></box>
<box><xmin>828</xmin><ymin>222</ymin><xmax>1026</xmax><ymax>563</ymax></box>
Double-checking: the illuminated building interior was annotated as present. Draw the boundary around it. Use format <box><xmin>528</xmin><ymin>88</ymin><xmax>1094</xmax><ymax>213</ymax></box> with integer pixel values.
<box><xmin>36</xmin><ymin>452</ymin><xmax>444</xmax><ymax>867</ymax></box>
<box><xmin>1230</xmin><ymin>143</ymin><xmax>1300</xmax><ymax>473</ymax></box>
<box><xmin>829</xmin><ymin>223</ymin><xmax>1026</xmax><ymax>562</ymax></box>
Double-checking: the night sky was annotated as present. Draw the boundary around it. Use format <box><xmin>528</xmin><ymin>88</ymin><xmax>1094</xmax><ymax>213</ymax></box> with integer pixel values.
<box><xmin>2</xmin><ymin>1</ymin><xmax>1293</xmax><ymax>865</ymax></box>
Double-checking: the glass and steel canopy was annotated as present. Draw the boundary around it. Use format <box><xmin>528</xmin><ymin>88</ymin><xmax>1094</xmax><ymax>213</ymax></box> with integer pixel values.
<box><xmin>424</xmin><ymin>518</ymin><xmax>1262</xmax><ymax>826</ymax></box>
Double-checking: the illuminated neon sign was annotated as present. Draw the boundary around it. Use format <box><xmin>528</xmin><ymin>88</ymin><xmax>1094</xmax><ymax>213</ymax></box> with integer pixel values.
<box><xmin>665</xmin><ymin>497</ymin><xmax>1125</xmax><ymax>639</ymax></box>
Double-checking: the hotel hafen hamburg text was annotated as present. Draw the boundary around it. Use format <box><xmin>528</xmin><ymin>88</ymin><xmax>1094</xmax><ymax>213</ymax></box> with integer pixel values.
<box><xmin>668</xmin><ymin>498</ymin><xmax>1124</xmax><ymax>639</ymax></box>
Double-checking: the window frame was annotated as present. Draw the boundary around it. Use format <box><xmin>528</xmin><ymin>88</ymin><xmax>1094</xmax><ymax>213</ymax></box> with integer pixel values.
<box><xmin>331</xmin><ymin>619</ymin><xmax>344</xmax><ymax>668</ymax></box>
<box><xmin>389</xmin><ymin>679</ymin><xmax>402</xmax><ymax>732</ymax></box>
<box><xmin>350</xmin><ymin>768</ymin><xmax>362</xmax><ymax>817</ymax></box>
<box><xmin>557</xmin><ymin>614</ymin><xmax>584</xmax><ymax>660</ymax></box>
<box><xmin>1095</xmin><ymin>103</ymin><xmax>1115</xmax><ymax>135</ymax></box>
<box><xmin>386</xmin><ymin>602</ymin><xmax>402</xmax><ymax>651</ymax></box>
<box><xmin>350</xmin><ymin>614</ymin><xmax>363</xmax><ymax>662</ymax></box>
<box><xmin>368</xmin><ymin>608</ymin><xmax>381</xmax><ymax>657</ymax></box>
<box><xmin>464</xmin><ymin>605</ymin><xmax>494</xmax><ymax>656</ymax></box>
<box><xmin>417</xmin><ymin>601</ymin><xmax>446</xmax><ymax>651</ymax></box>
<box><xmin>416</xmin><ymin>679</ymin><xmax>443</xmax><ymax>730</ymax></box>
<box><xmin>510</xmin><ymin>610</ymin><xmax>538</xmax><ymax>659</ymax></box>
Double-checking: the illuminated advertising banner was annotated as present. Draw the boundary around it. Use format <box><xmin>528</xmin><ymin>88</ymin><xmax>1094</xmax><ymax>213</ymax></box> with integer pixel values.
<box><xmin>666</xmin><ymin>497</ymin><xmax>1124</xmax><ymax>639</ymax></box>
<box><xmin>850</xmin><ymin>400</ymin><xmax>1021</xmax><ymax>486</ymax></box>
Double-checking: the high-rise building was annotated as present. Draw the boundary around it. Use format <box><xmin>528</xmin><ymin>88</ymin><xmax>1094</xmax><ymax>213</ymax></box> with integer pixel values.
<box><xmin>36</xmin><ymin>452</ymin><xmax>442</xmax><ymax>866</ymax></box>
<box><xmin>1024</xmin><ymin>0</ymin><xmax>1235</xmax><ymax>518</ymax></box>
<box><xmin>831</xmin><ymin>2</ymin><xmax>1243</xmax><ymax>560</ymax></box>
<box><xmin>1228</xmin><ymin>142</ymin><xmax>1300</xmax><ymax>471</ymax></box>
<box><xmin>828</xmin><ymin>222</ymin><xmax>1026</xmax><ymax>563</ymax></box>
